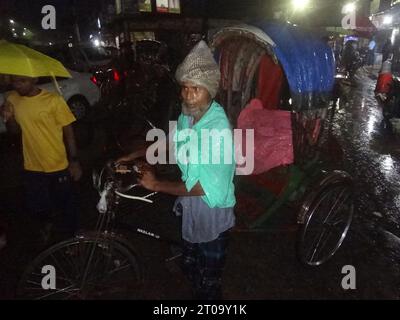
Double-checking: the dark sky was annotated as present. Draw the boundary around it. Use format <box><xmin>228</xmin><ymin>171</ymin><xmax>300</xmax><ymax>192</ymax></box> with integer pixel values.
<box><xmin>5</xmin><ymin>0</ymin><xmax>72</xmax><ymax>28</ymax></box>
<box><xmin>2</xmin><ymin>0</ymin><xmax>101</xmax><ymax>39</ymax></box>
<box><xmin>0</xmin><ymin>0</ymin><xmax>365</xmax><ymax>41</ymax></box>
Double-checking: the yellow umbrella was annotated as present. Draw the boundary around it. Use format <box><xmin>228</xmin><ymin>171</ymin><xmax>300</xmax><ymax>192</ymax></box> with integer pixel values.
<box><xmin>0</xmin><ymin>40</ymin><xmax>71</xmax><ymax>78</ymax></box>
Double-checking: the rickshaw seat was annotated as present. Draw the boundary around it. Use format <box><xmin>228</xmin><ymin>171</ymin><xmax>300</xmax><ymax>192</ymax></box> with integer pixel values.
<box><xmin>236</xmin><ymin>99</ymin><xmax>294</xmax><ymax>175</ymax></box>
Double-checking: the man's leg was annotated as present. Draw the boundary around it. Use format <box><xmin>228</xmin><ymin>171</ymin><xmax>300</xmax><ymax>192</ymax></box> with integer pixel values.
<box><xmin>181</xmin><ymin>239</ymin><xmax>200</xmax><ymax>294</ymax></box>
<box><xmin>369</xmin><ymin>51</ymin><xmax>374</xmax><ymax>66</ymax></box>
<box><xmin>23</xmin><ymin>171</ymin><xmax>53</xmax><ymax>242</ymax></box>
<box><xmin>49</xmin><ymin>170</ymin><xmax>78</xmax><ymax>239</ymax></box>
<box><xmin>196</xmin><ymin>230</ymin><xmax>230</xmax><ymax>300</ymax></box>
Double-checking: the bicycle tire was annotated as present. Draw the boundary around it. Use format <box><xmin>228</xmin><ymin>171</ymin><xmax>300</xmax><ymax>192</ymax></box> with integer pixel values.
<box><xmin>296</xmin><ymin>182</ymin><xmax>354</xmax><ymax>266</ymax></box>
<box><xmin>16</xmin><ymin>235</ymin><xmax>143</xmax><ymax>300</ymax></box>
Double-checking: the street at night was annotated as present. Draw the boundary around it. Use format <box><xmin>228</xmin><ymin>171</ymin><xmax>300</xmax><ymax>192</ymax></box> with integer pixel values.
<box><xmin>0</xmin><ymin>0</ymin><xmax>400</xmax><ymax>303</ymax></box>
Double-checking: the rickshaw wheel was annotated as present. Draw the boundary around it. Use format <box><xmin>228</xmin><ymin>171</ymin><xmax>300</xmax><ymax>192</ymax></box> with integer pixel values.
<box><xmin>296</xmin><ymin>174</ymin><xmax>354</xmax><ymax>266</ymax></box>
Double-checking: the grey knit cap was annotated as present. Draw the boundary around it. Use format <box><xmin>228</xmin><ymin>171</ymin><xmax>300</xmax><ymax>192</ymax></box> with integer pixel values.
<box><xmin>175</xmin><ymin>40</ymin><xmax>221</xmax><ymax>98</ymax></box>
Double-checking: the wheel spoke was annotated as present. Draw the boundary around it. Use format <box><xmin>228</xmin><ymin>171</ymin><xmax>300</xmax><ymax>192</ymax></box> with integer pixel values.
<box><xmin>323</xmin><ymin>190</ymin><xmax>350</xmax><ymax>226</ymax></box>
<box><xmin>49</xmin><ymin>253</ymin><xmax>76</xmax><ymax>286</ymax></box>
<box><xmin>307</xmin><ymin>225</ymin><xmax>329</xmax><ymax>262</ymax></box>
<box><xmin>18</xmin><ymin>238</ymin><xmax>141</xmax><ymax>299</ymax></box>
<box><xmin>28</xmin><ymin>284</ymin><xmax>78</xmax><ymax>300</ymax></box>
<box><xmin>300</xmin><ymin>183</ymin><xmax>353</xmax><ymax>265</ymax></box>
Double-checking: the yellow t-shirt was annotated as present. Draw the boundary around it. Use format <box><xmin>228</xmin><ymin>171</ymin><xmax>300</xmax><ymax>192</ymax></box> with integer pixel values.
<box><xmin>6</xmin><ymin>89</ymin><xmax>76</xmax><ymax>173</ymax></box>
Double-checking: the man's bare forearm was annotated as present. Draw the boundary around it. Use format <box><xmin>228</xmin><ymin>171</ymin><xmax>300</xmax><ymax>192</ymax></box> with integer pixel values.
<box><xmin>63</xmin><ymin>124</ymin><xmax>78</xmax><ymax>160</ymax></box>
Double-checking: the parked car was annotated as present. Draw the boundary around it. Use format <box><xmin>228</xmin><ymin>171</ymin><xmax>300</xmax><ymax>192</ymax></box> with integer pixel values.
<box><xmin>0</xmin><ymin>69</ymin><xmax>100</xmax><ymax>124</ymax></box>
<box><xmin>38</xmin><ymin>69</ymin><xmax>101</xmax><ymax>120</ymax></box>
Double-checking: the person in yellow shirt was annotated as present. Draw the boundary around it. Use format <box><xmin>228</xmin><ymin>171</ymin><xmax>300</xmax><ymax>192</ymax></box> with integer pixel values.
<box><xmin>0</xmin><ymin>75</ymin><xmax>82</xmax><ymax>241</ymax></box>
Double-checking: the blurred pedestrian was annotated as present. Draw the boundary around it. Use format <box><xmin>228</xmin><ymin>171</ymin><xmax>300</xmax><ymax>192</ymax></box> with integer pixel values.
<box><xmin>382</xmin><ymin>38</ymin><xmax>393</xmax><ymax>63</ymax></box>
<box><xmin>368</xmin><ymin>37</ymin><xmax>376</xmax><ymax>66</ymax></box>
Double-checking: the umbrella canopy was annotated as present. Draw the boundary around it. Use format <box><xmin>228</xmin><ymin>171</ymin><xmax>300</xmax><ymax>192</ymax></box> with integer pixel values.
<box><xmin>0</xmin><ymin>40</ymin><xmax>71</xmax><ymax>78</ymax></box>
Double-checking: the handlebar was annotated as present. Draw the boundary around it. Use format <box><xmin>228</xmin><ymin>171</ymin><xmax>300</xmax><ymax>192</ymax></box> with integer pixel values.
<box><xmin>94</xmin><ymin>161</ymin><xmax>158</xmax><ymax>204</ymax></box>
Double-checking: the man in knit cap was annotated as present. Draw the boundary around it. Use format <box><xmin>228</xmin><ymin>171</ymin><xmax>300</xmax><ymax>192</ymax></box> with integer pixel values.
<box><xmin>117</xmin><ymin>40</ymin><xmax>236</xmax><ymax>299</ymax></box>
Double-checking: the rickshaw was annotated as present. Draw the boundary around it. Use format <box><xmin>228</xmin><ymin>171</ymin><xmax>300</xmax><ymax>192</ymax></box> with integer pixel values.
<box><xmin>211</xmin><ymin>21</ymin><xmax>353</xmax><ymax>264</ymax></box>
<box><xmin>16</xmin><ymin>22</ymin><xmax>354</xmax><ymax>299</ymax></box>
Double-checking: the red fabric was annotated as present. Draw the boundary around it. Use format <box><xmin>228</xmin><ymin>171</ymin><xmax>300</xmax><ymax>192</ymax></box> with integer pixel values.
<box><xmin>236</xmin><ymin>99</ymin><xmax>294</xmax><ymax>175</ymax></box>
<box><xmin>257</xmin><ymin>55</ymin><xmax>284</xmax><ymax>110</ymax></box>
<box><xmin>375</xmin><ymin>73</ymin><xmax>393</xmax><ymax>94</ymax></box>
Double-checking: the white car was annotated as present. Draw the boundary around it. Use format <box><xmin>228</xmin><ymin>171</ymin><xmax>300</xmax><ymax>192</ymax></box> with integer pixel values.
<box><xmin>0</xmin><ymin>69</ymin><xmax>100</xmax><ymax>132</ymax></box>
<box><xmin>38</xmin><ymin>69</ymin><xmax>100</xmax><ymax>120</ymax></box>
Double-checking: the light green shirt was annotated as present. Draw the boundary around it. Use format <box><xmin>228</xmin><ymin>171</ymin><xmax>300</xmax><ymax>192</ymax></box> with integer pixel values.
<box><xmin>174</xmin><ymin>101</ymin><xmax>236</xmax><ymax>208</ymax></box>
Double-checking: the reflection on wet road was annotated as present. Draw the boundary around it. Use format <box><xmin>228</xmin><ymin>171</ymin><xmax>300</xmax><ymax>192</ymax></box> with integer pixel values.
<box><xmin>328</xmin><ymin>67</ymin><xmax>400</xmax><ymax>297</ymax></box>
<box><xmin>332</xmin><ymin>70</ymin><xmax>400</xmax><ymax>225</ymax></box>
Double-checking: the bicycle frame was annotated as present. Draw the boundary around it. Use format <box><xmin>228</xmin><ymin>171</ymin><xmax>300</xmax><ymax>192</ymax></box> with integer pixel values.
<box><xmin>91</xmin><ymin>162</ymin><xmax>183</xmax><ymax>253</ymax></box>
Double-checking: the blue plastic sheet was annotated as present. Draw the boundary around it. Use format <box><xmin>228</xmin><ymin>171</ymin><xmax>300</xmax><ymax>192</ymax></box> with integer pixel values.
<box><xmin>251</xmin><ymin>21</ymin><xmax>335</xmax><ymax>111</ymax></box>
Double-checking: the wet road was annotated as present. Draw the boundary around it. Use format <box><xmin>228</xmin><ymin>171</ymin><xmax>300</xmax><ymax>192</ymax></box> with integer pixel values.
<box><xmin>319</xmin><ymin>66</ymin><xmax>400</xmax><ymax>298</ymax></box>
<box><xmin>218</xmin><ymin>67</ymin><xmax>400</xmax><ymax>300</ymax></box>
<box><xmin>1</xmin><ymin>67</ymin><xmax>400</xmax><ymax>299</ymax></box>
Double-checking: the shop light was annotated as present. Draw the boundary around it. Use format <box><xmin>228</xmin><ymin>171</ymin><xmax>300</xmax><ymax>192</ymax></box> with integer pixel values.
<box><xmin>292</xmin><ymin>0</ymin><xmax>310</xmax><ymax>10</ymax></box>
<box><xmin>343</xmin><ymin>2</ymin><xmax>356</xmax><ymax>14</ymax></box>
<box><xmin>9</xmin><ymin>19</ymin><xmax>15</xmax><ymax>24</ymax></box>
<box><xmin>391</xmin><ymin>28</ymin><xmax>399</xmax><ymax>44</ymax></box>
<box><xmin>383</xmin><ymin>16</ymin><xmax>393</xmax><ymax>25</ymax></box>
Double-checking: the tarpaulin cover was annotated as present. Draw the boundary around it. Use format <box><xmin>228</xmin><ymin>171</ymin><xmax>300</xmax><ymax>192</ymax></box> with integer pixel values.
<box><xmin>251</xmin><ymin>21</ymin><xmax>335</xmax><ymax>110</ymax></box>
<box><xmin>236</xmin><ymin>98</ymin><xmax>294</xmax><ymax>175</ymax></box>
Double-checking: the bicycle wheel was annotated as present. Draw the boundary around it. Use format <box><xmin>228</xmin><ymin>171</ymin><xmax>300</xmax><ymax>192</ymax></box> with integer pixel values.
<box><xmin>296</xmin><ymin>182</ymin><xmax>354</xmax><ymax>266</ymax></box>
<box><xmin>16</xmin><ymin>236</ymin><xmax>143</xmax><ymax>300</ymax></box>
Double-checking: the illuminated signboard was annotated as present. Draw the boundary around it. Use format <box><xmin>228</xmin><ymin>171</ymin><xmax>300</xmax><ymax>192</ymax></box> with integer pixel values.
<box><xmin>156</xmin><ymin>0</ymin><xmax>169</xmax><ymax>13</ymax></box>
<box><xmin>168</xmin><ymin>0</ymin><xmax>181</xmax><ymax>14</ymax></box>
<box><xmin>139</xmin><ymin>0</ymin><xmax>152</xmax><ymax>12</ymax></box>
<box><xmin>156</xmin><ymin>0</ymin><xmax>181</xmax><ymax>14</ymax></box>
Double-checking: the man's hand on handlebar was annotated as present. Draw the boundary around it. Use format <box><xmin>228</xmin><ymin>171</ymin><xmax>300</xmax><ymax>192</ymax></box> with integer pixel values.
<box><xmin>137</xmin><ymin>167</ymin><xmax>159</xmax><ymax>192</ymax></box>
<box><xmin>115</xmin><ymin>164</ymin><xmax>132</xmax><ymax>174</ymax></box>
<box><xmin>114</xmin><ymin>159</ymin><xmax>152</xmax><ymax>175</ymax></box>
<box><xmin>115</xmin><ymin>146</ymin><xmax>148</xmax><ymax>165</ymax></box>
